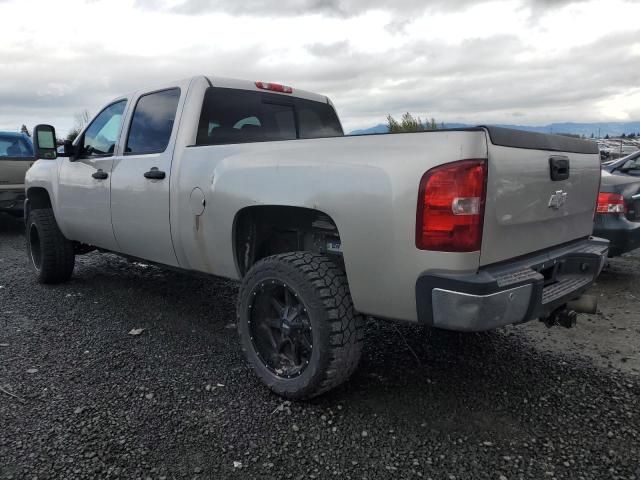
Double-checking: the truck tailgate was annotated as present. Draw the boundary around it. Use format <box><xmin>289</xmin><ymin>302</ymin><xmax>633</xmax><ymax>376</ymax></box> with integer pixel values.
<box><xmin>480</xmin><ymin>127</ymin><xmax>601</xmax><ymax>266</ymax></box>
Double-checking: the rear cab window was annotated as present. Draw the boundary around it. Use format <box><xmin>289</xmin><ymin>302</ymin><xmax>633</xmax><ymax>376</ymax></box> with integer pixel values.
<box><xmin>196</xmin><ymin>87</ymin><xmax>342</xmax><ymax>146</ymax></box>
<box><xmin>126</xmin><ymin>88</ymin><xmax>181</xmax><ymax>155</ymax></box>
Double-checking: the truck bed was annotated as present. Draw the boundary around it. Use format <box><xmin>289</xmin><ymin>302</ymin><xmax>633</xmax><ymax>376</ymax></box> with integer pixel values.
<box><xmin>173</xmin><ymin>125</ymin><xmax>601</xmax><ymax>322</ymax></box>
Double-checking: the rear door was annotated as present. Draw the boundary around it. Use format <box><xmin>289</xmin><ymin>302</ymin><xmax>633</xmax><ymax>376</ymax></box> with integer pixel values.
<box><xmin>480</xmin><ymin>127</ymin><xmax>601</xmax><ymax>266</ymax></box>
<box><xmin>110</xmin><ymin>84</ymin><xmax>185</xmax><ymax>266</ymax></box>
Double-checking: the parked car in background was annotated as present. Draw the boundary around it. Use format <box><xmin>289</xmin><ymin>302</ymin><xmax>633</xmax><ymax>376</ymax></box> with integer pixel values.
<box><xmin>0</xmin><ymin>131</ymin><xmax>34</xmax><ymax>217</ymax></box>
<box><xmin>602</xmin><ymin>149</ymin><xmax>640</xmax><ymax>176</ymax></box>
<box><xmin>620</xmin><ymin>145</ymin><xmax>640</xmax><ymax>156</ymax></box>
<box><xmin>595</xmin><ymin>151</ymin><xmax>640</xmax><ymax>256</ymax></box>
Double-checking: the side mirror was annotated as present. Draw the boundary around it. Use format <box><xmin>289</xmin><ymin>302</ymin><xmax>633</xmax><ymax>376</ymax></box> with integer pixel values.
<box><xmin>60</xmin><ymin>139</ymin><xmax>76</xmax><ymax>159</ymax></box>
<box><xmin>33</xmin><ymin>124</ymin><xmax>58</xmax><ymax>160</ymax></box>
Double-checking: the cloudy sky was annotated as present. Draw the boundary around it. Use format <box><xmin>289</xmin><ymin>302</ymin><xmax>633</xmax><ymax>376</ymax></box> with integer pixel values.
<box><xmin>1</xmin><ymin>0</ymin><xmax>639</xmax><ymax>135</ymax></box>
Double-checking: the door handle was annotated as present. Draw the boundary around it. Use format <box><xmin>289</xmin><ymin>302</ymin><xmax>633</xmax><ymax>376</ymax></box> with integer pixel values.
<box><xmin>92</xmin><ymin>169</ymin><xmax>108</xmax><ymax>180</ymax></box>
<box><xmin>144</xmin><ymin>167</ymin><xmax>166</xmax><ymax>180</ymax></box>
<box><xmin>549</xmin><ymin>156</ymin><xmax>570</xmax><ymax>181</ymax></box>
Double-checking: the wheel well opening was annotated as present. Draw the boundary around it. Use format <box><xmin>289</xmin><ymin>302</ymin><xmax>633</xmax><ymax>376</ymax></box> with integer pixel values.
<box><xmin>234</xmin><ymin>206</ymin><xmax>342</xmax><ymax>277</ymax></box>
<box><xmin>26</xmin><ymin>187</ymin><xmax>52</xmax><ymax>213</ymax></box>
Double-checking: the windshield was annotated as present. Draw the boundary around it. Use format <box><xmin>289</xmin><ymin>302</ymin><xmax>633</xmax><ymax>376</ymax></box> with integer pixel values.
<box><xmin>0</xmin><ymin>133</ymin><xmax>34</xmax><ymax>158</ymax></box>
<box><xmin>608</xmin><ymin>150</ymin><xmax>640</xmax><ymax>170</ymax></box>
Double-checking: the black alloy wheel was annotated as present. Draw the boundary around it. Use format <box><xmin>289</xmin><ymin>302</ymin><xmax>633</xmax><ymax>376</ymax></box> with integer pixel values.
<box><xmin>248</xmin><ymin>281</ymin><xmax>313</xmax><ymax>379</ymax></box>
<box><xmin>237</xmin><ymin>252</ymin><xmax>364</xmax><ymax>400</ymax></box>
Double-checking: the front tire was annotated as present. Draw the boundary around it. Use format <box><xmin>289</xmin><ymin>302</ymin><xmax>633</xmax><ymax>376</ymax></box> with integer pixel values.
<box><xmin>237</xmin><ymin>252</ymin><xmax>364</xmax><ymax>400</ymax></box>
<box><xmin>26</xmin><ymin>209</ymin><xmax>75</xmax><ymax>284</ymax></box>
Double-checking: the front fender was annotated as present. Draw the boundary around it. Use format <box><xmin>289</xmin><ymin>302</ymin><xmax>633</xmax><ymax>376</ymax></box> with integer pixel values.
<box><xmin>24</xmin><ymin>159</ymin><xmax>65</xmax><ymax>231</ymax></box>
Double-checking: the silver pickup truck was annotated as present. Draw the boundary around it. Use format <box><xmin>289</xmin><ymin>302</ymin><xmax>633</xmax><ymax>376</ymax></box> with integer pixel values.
<box><xmin>26</xmin><ymin>75</ymin><xmax>608</xmax><ymax>399</ymax></box>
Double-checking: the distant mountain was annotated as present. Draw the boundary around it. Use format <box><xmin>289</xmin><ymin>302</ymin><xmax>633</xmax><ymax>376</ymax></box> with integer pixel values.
<box><xmin>349</xmin><ymin>121</ymin><xmax>640</xmax><ymax>137</ymax></box>
<box><xmin>350</xmin><ymin>124</ymin><xmax>389</xmax><ymax>135</ymax></box>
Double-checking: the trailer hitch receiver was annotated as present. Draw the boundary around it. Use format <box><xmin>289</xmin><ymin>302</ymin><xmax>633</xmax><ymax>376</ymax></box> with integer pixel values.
<box><xmin>541</xmin><ymin>307</ymin><xmax>577</xmax><ymax>329</ymax></box>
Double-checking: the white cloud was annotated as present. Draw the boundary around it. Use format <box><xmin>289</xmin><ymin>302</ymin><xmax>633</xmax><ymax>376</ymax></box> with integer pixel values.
<box><xmin>0</xmin><ymin>0</ymin><xmax>639</xmax><ymax>134</ymax></box>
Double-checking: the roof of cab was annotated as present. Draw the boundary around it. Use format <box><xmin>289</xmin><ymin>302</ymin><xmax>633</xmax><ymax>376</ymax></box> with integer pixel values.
<box><xmin>110</xmin><ymin>75</ymin><xmax>331</xmax><ymax>109</ymax></box>
<box><xmin>0</xmin><ymin>131</ymin><xmax>30</xmax><ymax>138</ymax></box>
<box><xmin>206</xmin><ymin>76</ymin><xmax>329</xmax><ymax>104</ymax></box>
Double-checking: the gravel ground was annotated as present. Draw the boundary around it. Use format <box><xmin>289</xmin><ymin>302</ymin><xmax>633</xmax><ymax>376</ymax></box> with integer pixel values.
<box><xmin>1</xmin><ymin>213</ymin><xmax>639</xmax><ymax>480</ymax></box>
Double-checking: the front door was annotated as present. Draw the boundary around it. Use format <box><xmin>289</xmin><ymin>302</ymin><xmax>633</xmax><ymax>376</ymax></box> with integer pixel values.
<box><xmin>109</xmin><ymin>87</ymin><xmax>182</xmax><ymax>266</ymax></box>
<box><xmin>56</xmin><ymin>100</ymin><xmax>127</xmax><ymax>250</ymax></box>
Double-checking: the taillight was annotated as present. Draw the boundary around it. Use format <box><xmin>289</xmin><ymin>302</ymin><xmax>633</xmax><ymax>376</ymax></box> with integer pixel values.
<box><xmin>416</xmin><ymin>159</ymin><xmax>487</xmax><ymax>252</ymax></box>
<box><xmin>255</xmin><ymin>81</ymin><xmax>293</xmax><ymax>94</ymax></box>
<box><xmin>596</xmin><ymin>192</ymin><xmax>626</xmax><ymax>214</ymax></box>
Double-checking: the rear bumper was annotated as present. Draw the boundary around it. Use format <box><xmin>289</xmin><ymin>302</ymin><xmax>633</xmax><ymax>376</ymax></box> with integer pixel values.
<box><xmin>415</xmin><ymin>237</ymin><xmax>609</xmax><ymax>331</ymax></box>
<box><xmin>0</xmin><ymin>189</ymin><xmax>25</xmax><ymax>215</ymax></box>
<box><xmin>593</xmin><ymin>214</ymin><xmax>640</xmax><ymax>257</ymax></box>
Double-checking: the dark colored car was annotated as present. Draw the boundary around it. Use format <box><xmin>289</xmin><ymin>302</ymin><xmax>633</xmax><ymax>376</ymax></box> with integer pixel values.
<box><xmin>595</xmin><ymin>151</ymin><xmax>640</xmax><ymax>256</ymax></box>
<box><xmin>0</xmin><ymin>132</ymin><xmax>34</xmax><ymax>217</ymax></box>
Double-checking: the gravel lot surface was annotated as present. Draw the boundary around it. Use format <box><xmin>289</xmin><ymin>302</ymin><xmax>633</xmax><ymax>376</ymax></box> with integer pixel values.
<box><xmin>1</xmin><ymin>213</ymin><xmax>639</xmax><ymax>480</ymax></box>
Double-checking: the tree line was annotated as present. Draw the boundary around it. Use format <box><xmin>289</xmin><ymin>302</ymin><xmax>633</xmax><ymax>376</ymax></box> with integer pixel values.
<box><xmin>14</xmin><ymin>110</ymin><xmax>91</xmax><ymax>143</ymax></box>
<box><xmin>387</xmin><ymin>113</ymin><xmax>442</xmax><ymax>133</ymax></box>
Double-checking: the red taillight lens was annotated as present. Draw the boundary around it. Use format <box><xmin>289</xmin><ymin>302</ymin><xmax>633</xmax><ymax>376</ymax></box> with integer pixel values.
<box><xmin>416</xmin><ymin>159</ymin><xmax>487</xmax><ymax>252</ymax></box>
<box><xmin>255</xmin><ymin>81</ymin><xmax>293</xmax><ymax>94</ymax></box>
<box><xmin>596</xmin><ymin>192</ymin><xmax>626</xmax><ymax>214</ymax></box>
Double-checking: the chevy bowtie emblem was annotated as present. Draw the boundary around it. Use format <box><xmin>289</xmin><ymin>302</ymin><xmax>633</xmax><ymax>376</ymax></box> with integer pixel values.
<box><xmin>548</xmin><ymin>190</ymin><xmax>568</xmax><ymax>210</ymax></box>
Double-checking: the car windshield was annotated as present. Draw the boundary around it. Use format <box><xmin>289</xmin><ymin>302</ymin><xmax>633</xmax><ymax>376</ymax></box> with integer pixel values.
<box><xmin>0</xmin><ymin>133</ymin><xmax>34</xmax><ymax>158</ymax></box>
<box><xmin>613</xmin><ymin>150</ymin><xmax>640</xmax><ymax>170</ymax></box>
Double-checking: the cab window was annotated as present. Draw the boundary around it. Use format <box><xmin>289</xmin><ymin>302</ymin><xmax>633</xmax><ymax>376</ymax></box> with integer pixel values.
<box><xmin>82</xmin><ymin>100</ymin><xmax>126</xmax><ymax>157</ymax></box>
<box><xmin>195</xmin><ymin>87</ymin><xmax>342</xmax><ymax>146</ymax></box>
<box><xmin>197</xmin><ymin>88</ymin><xmax>295</xmax><ymax>145</ymax></box>
<box><xmin>126</xmin><ymin>88</ymin><xmax>181</xmax><ymax>155</ymax></box>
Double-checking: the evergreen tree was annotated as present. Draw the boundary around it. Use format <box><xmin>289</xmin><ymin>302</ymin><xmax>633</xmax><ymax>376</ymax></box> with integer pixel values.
<box><xmin>387</xmin><ymin>113</ymin><xmax>425</xmax><ymax>133</ymax></box>
<box><xmin>387</xmin><ymin>113</ymin><xmax>441</xmax><ymax>133</ymax></box>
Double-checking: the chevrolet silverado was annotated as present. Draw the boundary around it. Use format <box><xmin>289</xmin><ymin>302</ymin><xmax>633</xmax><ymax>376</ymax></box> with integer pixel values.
<box><xmin>25</xmin><ymin>76</ymin><xmax>608</xmax><ymax>398</ymax></box>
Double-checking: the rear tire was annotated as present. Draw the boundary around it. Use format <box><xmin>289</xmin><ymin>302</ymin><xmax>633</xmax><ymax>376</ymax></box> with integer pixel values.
<box><xmin>26</xmin><ymin>209</ymin><xmax>75</xmax><ymax>284</ymax></box>
<box><xmin>237</xmin><ymin>252</ymin><xmax>364</xmax><ymax>400</ymax></box>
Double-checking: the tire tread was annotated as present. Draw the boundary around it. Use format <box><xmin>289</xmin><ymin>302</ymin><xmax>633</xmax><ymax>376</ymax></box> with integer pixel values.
<box><xmin>27</xmin><ymin>209</ymin><xmax>75</xmax><ymax>284</ymax></box>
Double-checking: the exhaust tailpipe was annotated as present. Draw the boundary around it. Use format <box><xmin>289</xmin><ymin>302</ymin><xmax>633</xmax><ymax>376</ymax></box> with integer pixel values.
<box><xmin>567</xmin><ymin>294</ymin><xmax>597</xmax><ymax>314</ymax></box>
